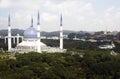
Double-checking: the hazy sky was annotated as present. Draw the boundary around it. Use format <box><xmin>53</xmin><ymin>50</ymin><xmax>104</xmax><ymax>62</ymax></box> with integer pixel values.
<box><xmin>0</xmin><ymin>0</ymin><xmax>120</xmax><ymax>32</ymax></box>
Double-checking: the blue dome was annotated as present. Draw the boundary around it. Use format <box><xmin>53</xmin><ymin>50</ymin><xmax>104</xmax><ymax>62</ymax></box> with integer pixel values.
<box><xmin>24</xmin><ymin>26</ymin><xmax>37</xmax><ymax>39</ymax></box>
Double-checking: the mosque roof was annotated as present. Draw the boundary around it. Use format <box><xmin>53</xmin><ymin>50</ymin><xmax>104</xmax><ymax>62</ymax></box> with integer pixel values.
<box><xmin>17</xmin><ymin>40</ymin><xmax>46</xmax><ymax>47</ymax></box>
<box><xmin>24</xmin><ymin>26</ymin><xmax>37</xmax><ymax>39</ymax></box>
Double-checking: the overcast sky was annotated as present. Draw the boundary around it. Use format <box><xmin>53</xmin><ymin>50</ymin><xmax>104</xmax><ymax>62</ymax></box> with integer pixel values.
<box><xmin>0</xmin><ymin>0</ymin><xmax>120</xmax><ymax>32</ymax></box>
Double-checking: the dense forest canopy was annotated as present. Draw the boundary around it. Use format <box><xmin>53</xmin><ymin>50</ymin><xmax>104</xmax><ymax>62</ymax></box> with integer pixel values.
<box><xmin>0</xmin><ymin>38</ymin><xmax>120</xmax><ymax>78</ymax></box>
<box><xmin>0</xmin><ymin>51</ymin><xmax>120</xmax><ymax>79</ymax></box>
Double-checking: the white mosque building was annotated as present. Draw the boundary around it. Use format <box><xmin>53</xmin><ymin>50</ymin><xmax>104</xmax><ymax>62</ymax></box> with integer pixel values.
<box><xmin>7</xmin><ymin>12</ymin><xmax>66</xmax><ymax>53</ymax></box>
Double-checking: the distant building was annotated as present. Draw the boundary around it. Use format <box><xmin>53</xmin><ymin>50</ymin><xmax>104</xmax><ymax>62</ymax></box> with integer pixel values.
<box><xmin>110</xmin><ymin>50</ymin><xmax>117</xmax><ymax>55</ymax></box>
<box><xmin>73</xmin><ymin>35</ymin><xmax>80</xmax><ymax>40</ymax></box>
<box><xmin>41</xmin><ymin>36</ymin><xmax>47</xmax><ymax>39</ymax></box>
<box><xmin>117</xmin><ymin>32</ymin><xmax>120</xmax><ymax>40</ymax></box>
<box><xmin>87</xmin><ymin>39</ymin><xmax>97</xmax><ymax>42</ymax></box>
<box><xmin>99</xmin><ymin>41</ymin><xmax>115</xmax><ymax>49</ymax></box>
<box><xmin>47</xmin><ymin>36</ymin><xmax>59</xmax><ymax>40</ymax></box>
<box><xmin>63</xmin><ymin>34</ymin><xmax>68</xmax><ymax>39</ymax></box>
<box><xmin>112</xmin><ymin>31</ymin><xmax>118</xmax><ymax>36</ymax></box>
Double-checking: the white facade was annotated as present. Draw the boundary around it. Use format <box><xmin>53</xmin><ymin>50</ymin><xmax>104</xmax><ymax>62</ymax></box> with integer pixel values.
<box><xmin>99</xmin><ymin>42</ymin><xmax>115</xmax><ymax>49</ymax></box>
<box><xmin>4</xmin><ymin>34</ymin><xmax>23</xmax><ymax>44</ymax></box>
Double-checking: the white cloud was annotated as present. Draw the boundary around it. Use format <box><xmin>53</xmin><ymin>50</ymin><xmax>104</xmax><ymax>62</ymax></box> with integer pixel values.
<box><xmin>0</xmin><ymin>17</ymin><xmax>7</xmax><ymax>29</ymax></box>
<box><xmin>42</xmin><ymin>12</ymin><xmax>57</xmax><ymax>22</ymax></box>
<box><xmin>0</xmin><ymin>0</ymin><xmax>10</xmax><ymax>8</ymax></box>
<box><xmin>0</xmin><ymin>0</ymin><xmax>120</xmax><ymax>31</ymax></box>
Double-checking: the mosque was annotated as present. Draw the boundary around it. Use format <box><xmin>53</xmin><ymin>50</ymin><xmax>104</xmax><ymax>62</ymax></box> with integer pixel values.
<box><xmin>7</xmin><ymin>12</ymin><xmax>66</xmax><ymax>53</ymax></box>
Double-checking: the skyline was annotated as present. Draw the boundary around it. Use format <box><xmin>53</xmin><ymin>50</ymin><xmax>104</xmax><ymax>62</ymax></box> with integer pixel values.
<box><xmin>0</xmin><ymin>0</ymin><xmax>120</xmax><ymax>32</ymax></box>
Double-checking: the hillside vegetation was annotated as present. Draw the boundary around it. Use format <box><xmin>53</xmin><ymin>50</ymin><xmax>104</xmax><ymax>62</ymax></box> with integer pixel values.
<box><xmin>0</xmin><ymin>51</ymin><xmax>120</xmax><ymax>79</ymax></box>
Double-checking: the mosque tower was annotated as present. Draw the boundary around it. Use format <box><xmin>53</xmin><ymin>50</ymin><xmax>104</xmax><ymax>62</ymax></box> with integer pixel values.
<box><xmin>37</xmin><ymin>11</ymin><xmax>41</xmax><ymax>53</ymax></box>
<box><xmin>8</xmin><ymin>14</ymin><xmax>12</xmax><ymax>51</ymax></box>
<box><xmin>60</xmin><ymin>14</ymin><xmax>63</xmax><ymax>49</ymax></box>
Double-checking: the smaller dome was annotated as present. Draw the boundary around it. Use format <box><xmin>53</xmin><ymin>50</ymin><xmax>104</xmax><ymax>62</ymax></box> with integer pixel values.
<box><xmin>24</xmin><ymin>26</ymin><xmax>37</xmax><ymax>39</ymax></box>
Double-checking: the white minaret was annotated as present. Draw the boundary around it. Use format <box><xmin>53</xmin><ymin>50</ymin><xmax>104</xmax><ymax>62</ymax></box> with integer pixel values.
<box><xmin>60</xmin><ymin>14</ymin><xmax>63</xmax><ymax>49</ymax></box>
<box><xmin>37</xmin><ymin>11</ymin><xmax>41</xmax><ymax>53</ymax></box>
<box><xmin>8</xmin><ymin>14</ymin><xmax>12</xmax><ymax>51</ymax></box>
